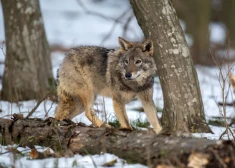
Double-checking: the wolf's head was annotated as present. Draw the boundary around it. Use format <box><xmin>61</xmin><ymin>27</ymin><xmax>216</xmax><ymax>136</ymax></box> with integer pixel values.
<box><xmin>117</xmin><ymin>37</ymin><xmax>156</xmax><ymax>82</ymax></box>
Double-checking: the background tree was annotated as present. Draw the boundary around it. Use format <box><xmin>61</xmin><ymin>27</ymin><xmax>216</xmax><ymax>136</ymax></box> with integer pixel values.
<box><xmin>1</xmin><ymin>0</ymin><xmax>55</xmax><ymax>102</ymax></box>
<box><xmin>130</xmin><ymin>0</ymin><xmax>212</xmax><ymax>133</ymax></box>
<box><xmin>222</xmin><ymin>0</ymin><xmax>235</xmax><ymax>48</ymax></box>
<box><xmin>174</xmin><ymin>0</ymin><xmax>211</xmax><ymax>64</ymax></box>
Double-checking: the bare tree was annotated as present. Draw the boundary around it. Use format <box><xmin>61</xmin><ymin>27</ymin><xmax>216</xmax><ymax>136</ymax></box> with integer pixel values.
<box><xmin>222</xmin><ymin>0</ymin><xmax>235</xmax><ymax>48</ymax></box>
<box><xmin>174</xmin><ymin>0</ymin><xmax>211</xmax><ymax>64</ymax></box>
<box><xmin>190</xmin><ymin>0</ymin><xmax>210</xmax><ymax>64</ymax></box>
<box><xmin>1</xmin><ymin>0</ymin><xmax>55</xmax><ymax>101</ymax></box>
<box><xmin>130</xmin><ymin>0</ymin><xmax>211</xmax><ymax>133</ymax></box>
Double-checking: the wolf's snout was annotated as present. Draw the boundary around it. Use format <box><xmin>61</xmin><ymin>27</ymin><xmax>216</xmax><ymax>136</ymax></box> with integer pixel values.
<box><xmin>125</xmin><ymin>72</ymin><xmax>132</xmax><ymax>79</ymax></box>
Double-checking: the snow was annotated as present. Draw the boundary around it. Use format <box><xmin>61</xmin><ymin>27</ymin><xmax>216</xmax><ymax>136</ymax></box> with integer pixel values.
<box><xmin>209</xmin><ymin>23</ymin><xmax>226</xmax><ymax>44</ymax></box>
<box><xmin>39</xmin><ymin>0</ymin><xmax>143</xmax><ymax>48</ymax></box>
<box><xmin>0</xmin><ymin>0</ymin><xmax>234</xmax><ymax>167</ymax></box>
<box><xmin>0</xmin><ymin>145</ymin><xmax>146</xmax><ymax>168</ymax></box>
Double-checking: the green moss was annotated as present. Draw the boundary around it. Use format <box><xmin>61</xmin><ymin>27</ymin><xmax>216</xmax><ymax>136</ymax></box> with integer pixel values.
<box><xmin>47</xmin><ymin>77</ymin><xmax>58</xmax><ymax>100</ymax></box>
<box><xmin>108</xmin><ymin>117</ymin><xmax>150</xmax><ymax>130</ymax></box>
<box><xmin>72</xmin><ymin>160</ymin><xmax>78</xmax><ymax>167</ymax></box>
<box><xmin>131</xmin><ymin>119</ymin><xmax>150</xmax><ymax>129</ymax></box>
<box><xmin>108</xmin><ymin>119</ymin><xmax>121</xmax><ymax>128</ymax></box>
<box><xmin>48</xmin><ymin>78</ymin><xmax>57</xmax><ymax>94</ymax></box>
<box><xmin>208</xmin><ymin>119</ymin><xmax>225</xmax><ymax>127</ymax></box>
<box><xmin>0</xmin><ymin>138</ymin><xmax>5</xmax><ymax>146</ymax></box>
<box><xmin>158</xmin><ymin>149</ymin><xmax>168</xmax><ymax>158</ymax></box>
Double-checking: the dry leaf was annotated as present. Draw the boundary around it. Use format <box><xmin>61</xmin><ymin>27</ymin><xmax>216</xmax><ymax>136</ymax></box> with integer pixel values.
<box><xmin>44</xmin><ymin>148</ymin><xmax>52</xmax><ymax>155</ymax></box>
<box><xmin>224</xmin><ymin>156</ymin><xmax>231</xmax><ymax>163</ymax></box>
<box><xmin>229</xmin><ymin>73</ymin><xmax>235</xmax><ymax>92</ymax></box>
<box><xmin>102</xmin><ymin>159</ymin><xmax>117</xmax><ymax>167</ymax></box>
<box><xmin>12</xmin><ymin>113</ymin><xmax>24</xmax><ymax>120</ymax></box>
<box><xmin>29</xmin><ymin>148</ymin><xmax>38</xmax><ymax>159</ymax></box>
<box><xmin>188</xmin><ymin>152</ymin><xmax>209</xmax><ymax>168</ymax></box>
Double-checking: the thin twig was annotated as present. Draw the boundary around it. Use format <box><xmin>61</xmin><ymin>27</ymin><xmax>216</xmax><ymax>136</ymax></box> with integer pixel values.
<box><xmin>45</xmin><ymin>101</ymin><xmax>54</xmax><ymax>118</ymax></box>
<box><xmin>100</xmin><ymin>8</ymin><xmax>131</xmax><ymax>45</ymax></box>
<box><xmin>219</xmin><ymin>122</ymin><xmax>235</xmax><ymax>139</ymax></box>
<box><xmin>82</xmin><ymin>148</ymin><xmax>98</xmax><ymax>168</ymax></box>
<box><xmin>122</xmin><ymin>13</ymin><xmax>134</xmax><ymax>38</ymax></box>
<box><xmin>77</xmin><ymin>0</ymin><xmax>123</xmax><ymax>23</ymax></box>
<box><xmin>210</xmin><ymin>149</ymin><xmax>227</xmax><ymax>168</ymax></box>
<box><xmin>0</xmin><ymin>41</ymin><xmax>6</xmax><ymax>56</ymax></box>
<box><xmin>26</xmin><ymin>93</ymin><xmax>49</xmax><ymax>118</ymax></box>
<box><xmin>76</xmin><ymin>0</ymin><xmax>137</xmax><ymax>45</ymax></box>
<box><xmin>102</xmin><ymin>97</ymin><xmax>107</xmax><ymax>123</ymax></box>
<box><xmin>210</xmin><ymin>48</ymin><xmax>235</xmax><ymax>140</ymax></box>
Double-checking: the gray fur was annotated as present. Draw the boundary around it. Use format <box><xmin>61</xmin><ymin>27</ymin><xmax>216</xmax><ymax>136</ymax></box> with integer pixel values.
<box><xmin>55</xmin><ymin>37</ymin><xmax>162</xmax><ymax>134</ymax></box>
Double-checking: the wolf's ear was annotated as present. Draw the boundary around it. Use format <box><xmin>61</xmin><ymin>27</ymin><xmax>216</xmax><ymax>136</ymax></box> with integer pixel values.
<box><xmin>119</xmin><ymin>37</ymin><xmax>132</xmax><ymax>53</ymax></box>
<box><xmin>142</xmin><ymin>38</ymin><xmax>154</xmax><ymax>56</ymax></box>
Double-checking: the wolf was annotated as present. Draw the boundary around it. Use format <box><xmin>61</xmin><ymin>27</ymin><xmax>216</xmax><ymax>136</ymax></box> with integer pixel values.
<box><xmin>55</xmin><ymin>37</ymin><xmax>162</xmax><ymax>134</ymax></box>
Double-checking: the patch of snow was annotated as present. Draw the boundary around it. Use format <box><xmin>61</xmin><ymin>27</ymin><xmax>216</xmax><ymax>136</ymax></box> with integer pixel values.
<box><xmin>0</xmin><ymin>145</ymin><xmax>146</xmax><ymax>168</ymax></box>
<box><xmin>0</xmin><ymin>100</ymin><xmax>57</xmax><ymax>118</ymax></box>
<box><xmin>193</xmin><ymin>125</ymin><xmax>233</xmax><ymax>140</ymax></box>
<box><xmin>39</xmin><ymin>0</ymin><xmax>143</xmax><ymax>48</ymax></box>
<box><xmin>210</xmin><ymin>23</ymin><xmax>226</xmax><ymax>44</ymax></box>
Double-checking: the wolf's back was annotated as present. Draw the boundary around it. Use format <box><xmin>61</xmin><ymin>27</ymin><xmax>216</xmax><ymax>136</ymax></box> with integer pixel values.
<box><xmin>57</xmin><ymin>46</ymin><xmax>114</xmax><ymax>96</ymax></box>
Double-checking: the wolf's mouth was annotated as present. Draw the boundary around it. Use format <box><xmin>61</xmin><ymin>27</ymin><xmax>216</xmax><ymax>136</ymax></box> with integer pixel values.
<box><xmin>125</xmin><ymin>74</ymin><xmax>140</xmax><ymax>80</ymax></box>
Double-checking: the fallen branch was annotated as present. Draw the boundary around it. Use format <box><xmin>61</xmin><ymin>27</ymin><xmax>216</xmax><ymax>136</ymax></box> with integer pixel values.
<box><xmin>217</xmin><ymin>101</ymin><xmax>235</xmax><ymax>106</ymax></box>
<box><xmin>1</xmin><ymin>117</ymin><xmax>235</xmax><ymax>167</ymax></box>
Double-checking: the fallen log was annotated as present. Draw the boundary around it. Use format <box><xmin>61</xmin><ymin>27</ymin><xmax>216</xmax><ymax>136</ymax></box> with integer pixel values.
<box><xmin>0</xmin><ymin>116</ymin><xmax>235</xmax><ymax>167</ymax></box>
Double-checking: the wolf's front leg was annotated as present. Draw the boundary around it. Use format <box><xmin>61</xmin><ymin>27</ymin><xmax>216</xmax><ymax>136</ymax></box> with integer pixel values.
<box><xmin>138</xmin><ymin>89</ymin><xmax>162</xmax><ymax>134</ymax></box>
<box><xmin>113</xmin><ymin>97</ymin><xmax>133</xmax><ymax>130</ymax></box>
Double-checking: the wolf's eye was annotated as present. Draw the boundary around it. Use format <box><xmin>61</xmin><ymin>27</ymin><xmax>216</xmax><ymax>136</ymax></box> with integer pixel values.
<box><xmin>136</xmin><ymin>60</ymin><xmax>142</xmax><ymax>64</ymax></box>
<box><xmin>124</xmin><ymin>59</ymin><xmax>129</xmax><ymax>64</ymax></box>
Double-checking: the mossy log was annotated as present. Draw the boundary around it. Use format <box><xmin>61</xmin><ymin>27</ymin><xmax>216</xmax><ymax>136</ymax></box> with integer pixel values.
<box><xmin>0</xmin><ymin>116</ymin><xmax>235</xmax><ymax>167</ymax></box>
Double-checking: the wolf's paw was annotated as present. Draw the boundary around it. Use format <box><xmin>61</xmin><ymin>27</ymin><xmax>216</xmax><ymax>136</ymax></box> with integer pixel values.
<box><xmin>154</xmin><ymin>127</ymin><xmax>163</xmax><ymax>134</ymax></box>
<box><xmin>98</xmin><ymin>122</ymin><xmax>112</xmax><ymax>128</ymax></box>
<box><xmin>119</xmin><ymin>126</ymin><xmax>133</xmax><ymax>131</ymax></box>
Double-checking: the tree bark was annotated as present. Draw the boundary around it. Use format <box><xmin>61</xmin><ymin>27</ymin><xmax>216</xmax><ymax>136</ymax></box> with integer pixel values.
<box><xmin>0</xmin><ymin>117</ymin><xmax>235</xmax><ymax>168</ymax></box>
<box><xmin>1</xmin><ymin>0</ymin><xmax>55</xmax><ymax>102</ymax></box>
<box><xmin>129</xmin><ymin>0</ymin><xmax>211</xmax><ymax>133</ymax></box>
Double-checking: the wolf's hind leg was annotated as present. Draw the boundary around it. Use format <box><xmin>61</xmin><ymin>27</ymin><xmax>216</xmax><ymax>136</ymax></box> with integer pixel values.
<box><xmin>55</xmin><ymin>91</ymin><xmax>82</xmax><ymax>120</ymax></box>
<box><xmin>68</xmin><ymin>97</ymin><xmax>85</xmax><ymax>119</ymax></box>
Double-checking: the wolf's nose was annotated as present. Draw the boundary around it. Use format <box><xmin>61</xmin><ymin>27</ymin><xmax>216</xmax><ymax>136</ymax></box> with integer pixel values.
<box><xmin>125</xmin><ymin>73</ymin><xmax>132</xmax><ymax>79</ymax></box>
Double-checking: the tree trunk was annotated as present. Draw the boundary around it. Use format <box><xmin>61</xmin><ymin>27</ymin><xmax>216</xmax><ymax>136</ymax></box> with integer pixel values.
<box><xmin>0</xmin><ymin>117</ymin><xmax>235</xmax><ymax>168</ymax></box>
<box><xmin>129</xmin><ymin>0</ymin><xmax>211</xmax><ymax>133</ymax></box>
<box><xmin>190</xmin><ymin>0</ymin><xmax>210</xmax><ymax>64</ymax></box>
<box><xmin>222</xmin><ymin>0</ymin><xmax>235</xmax><ymax>48</ymax></box>
<box><xmin>1</xmin><ymin>0</ymin><xmax>55</xmax><ymax>102</ymax></box>
<box><xmin>173</xmin><ymin>0</ymin><xmax>212</xmax><ymax>65</ymax></box>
